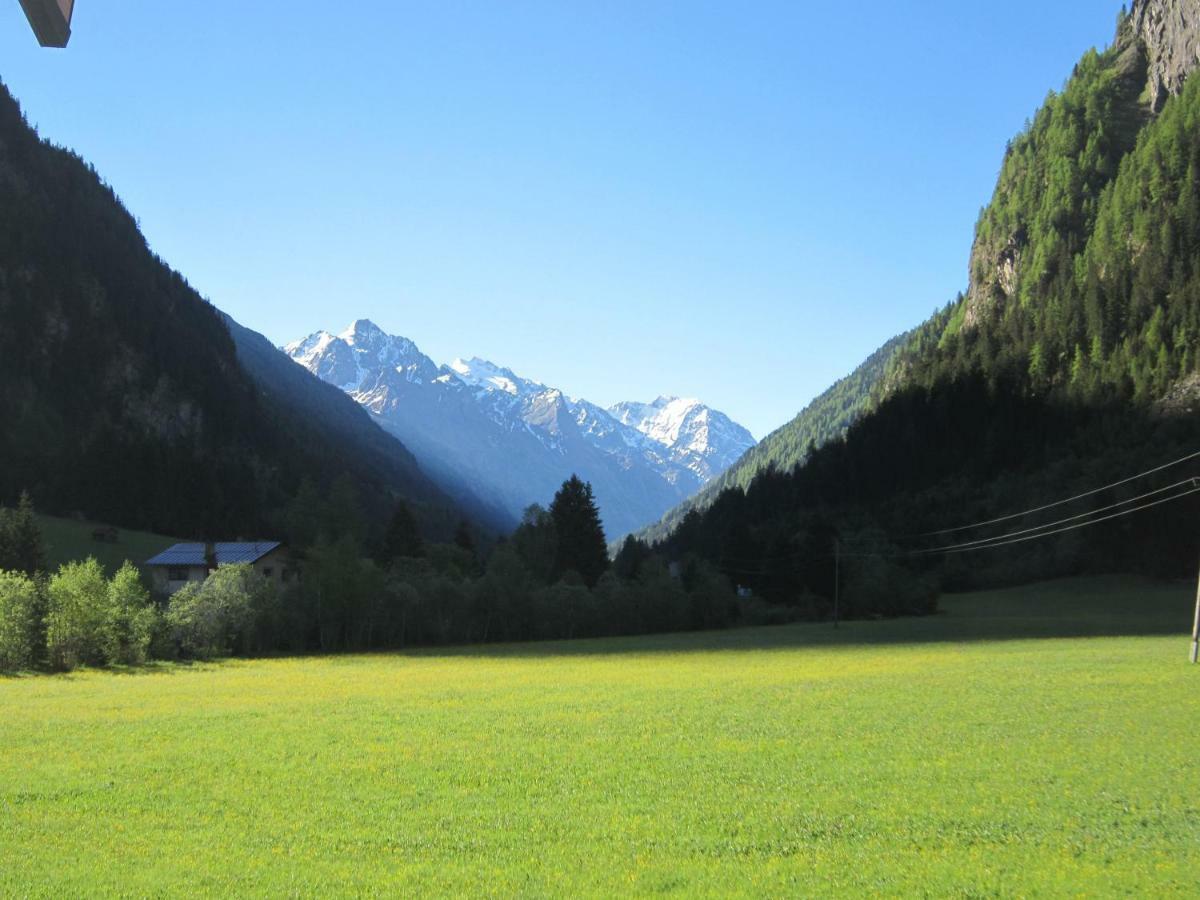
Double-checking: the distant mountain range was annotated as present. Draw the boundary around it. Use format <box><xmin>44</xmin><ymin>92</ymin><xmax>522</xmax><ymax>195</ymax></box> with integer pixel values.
<box><xmin>285</xmin><ymin>320</ymin><xmax>755</xmax><ymax>538</ymax></box>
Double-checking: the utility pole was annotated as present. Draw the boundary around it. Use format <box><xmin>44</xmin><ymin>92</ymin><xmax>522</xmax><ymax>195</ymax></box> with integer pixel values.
<box><xmin>833</xmin><ymin>538</ymin><xmax>840</xmax><ymax>629</ymax></box>
<box><xmin>1191</xmin><ymin>555</ymin><xmax>1200</xmax><ymax>663</ymax></box>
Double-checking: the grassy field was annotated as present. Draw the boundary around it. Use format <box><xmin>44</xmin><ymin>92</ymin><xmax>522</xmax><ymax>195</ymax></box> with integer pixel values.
<box><xmin>35</xmin><ymin>514</ymin><xmax>178</xmax><ymax>577</ymax></box>
<box><xmin>2</xmin><ymin>576</ymin><xmax>1198</xmax><ymax>896</ymax></box>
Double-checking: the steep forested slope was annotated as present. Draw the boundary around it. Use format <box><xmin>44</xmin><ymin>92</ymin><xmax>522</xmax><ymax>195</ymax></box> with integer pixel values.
<box><xmin>0</xmin><ymin>83</ymin><xmax>461</xmax><ymax>538</ymax></box>
<box><xmin>663</xmin><ymin>0</ymin><xmax>1200</xmax><ymax>606</ymax></box>
<box><xmin>638</xmin><ymin>329</ymin><xmax>913</xmax><ymax>545</ymax></box>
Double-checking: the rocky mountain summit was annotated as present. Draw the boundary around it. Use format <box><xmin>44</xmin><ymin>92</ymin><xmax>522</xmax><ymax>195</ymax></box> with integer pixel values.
<box><xmin>284</xmin><ymin>321</ymin><xmax>755</xmax><ymax>538</ymax></box>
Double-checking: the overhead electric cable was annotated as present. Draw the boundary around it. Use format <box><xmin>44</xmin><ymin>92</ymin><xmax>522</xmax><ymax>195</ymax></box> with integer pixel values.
<box><xmin>911</xmin><ymin>485</ymin><xmax>1200</xmax><ymax>556</ymax></box>
<box><xmin>907</xmin><ymin>477</ymin><xmax>1200</xmax><ymax>554</ymax></box>
<box><xmin>915</xmin><ymin>449</ymin><xmax>1200</xmax><ymax>537</ymax></box>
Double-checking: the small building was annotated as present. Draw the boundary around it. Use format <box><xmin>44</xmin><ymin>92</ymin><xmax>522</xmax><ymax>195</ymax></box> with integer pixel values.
<box><xmin>145</xmin><ymin>541</ymin><xmax>292</xmax><ymax>596</ymax></box>
<box><xmin>91</xmin><ymin>526</ymin><xmax>119</xmax><ymax>544</ymax></box>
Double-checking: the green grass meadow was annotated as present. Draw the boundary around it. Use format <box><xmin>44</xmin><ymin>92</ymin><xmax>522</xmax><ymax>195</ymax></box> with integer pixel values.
<box><xmin>35</xmin><ymin>514</ymin><xmax>178</xmax><ymax>578</ymax></box>
<box><xmin>2</xmin><ymin>576</ymin><xmax>1198</xmax><ymax>896</ymax></box>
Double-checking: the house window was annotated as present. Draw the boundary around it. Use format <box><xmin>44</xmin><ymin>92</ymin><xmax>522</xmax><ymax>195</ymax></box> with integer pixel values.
<box><xmin>263</xmin><ymin>567</ymin><xmax>274</xmax><ymax>578</ymax></box>
<box><xmin>167</xmin><ymin>567</ymin><xmax>188</xmax><ymax>582</ymax></box>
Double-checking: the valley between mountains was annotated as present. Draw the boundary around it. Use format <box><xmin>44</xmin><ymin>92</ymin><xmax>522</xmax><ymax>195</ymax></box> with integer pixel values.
<box><xmin>284</xmin><ymin>320</ymin><xmax>755</xmax><ymax>538</ymax></box>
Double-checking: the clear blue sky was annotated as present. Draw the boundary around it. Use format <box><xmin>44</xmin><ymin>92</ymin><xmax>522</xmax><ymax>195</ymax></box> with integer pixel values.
<box><xmin>0</xmin><ymin>0</ymin><xmax>1120</xmax><ymax>438</ymax></box>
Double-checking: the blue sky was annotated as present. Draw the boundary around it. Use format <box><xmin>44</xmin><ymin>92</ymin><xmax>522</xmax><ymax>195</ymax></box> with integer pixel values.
<box><xmin>1</xmin><ymin>1</ymin><xmax>1119</xmax><ymax>438</ymax></box>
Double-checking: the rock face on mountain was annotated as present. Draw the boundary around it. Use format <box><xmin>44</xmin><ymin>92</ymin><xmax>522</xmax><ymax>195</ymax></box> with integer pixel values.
<box><xmin>1130</xmin><ymin>0</ymin><xmax>1200</xmax><ymax>110</ymax></box>
<box><xmin>962</xmin><ymin>0</ymin><xmax>1200</xmax><ymax>331</ymax></box>
<box><xmin>285</xmin><ymin>321</ymin><xmax>755</xmax><ymax>538</ymax></box>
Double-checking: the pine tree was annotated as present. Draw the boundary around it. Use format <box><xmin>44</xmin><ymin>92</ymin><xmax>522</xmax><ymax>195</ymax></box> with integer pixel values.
<box><xmin>549</xmin><ymin>476</ymin><xmax>609</xmax><ymax>588</ymax></box>
<box><xmin>0</xmin><ymin>493</ymin><xmax>46</xmax><ymax>576</ymax></box>
<box><xmin>453</xmin><ymin>520</ymin><xmax>476</xmax><ymax>555</ymax></box>
<box><xmin>12</xmin><ymin>493</ymin><xmax>45</xmax><ymax>575</ymax></box>
<box><xmin>613</xmin><ymin>535</ymin><xmax>652</xmax><ymax>580</ymax></box>
<box><xmin>380</xmin><ymin>499</ymin><xmax>424</xmax><ymax>564</ymax></box>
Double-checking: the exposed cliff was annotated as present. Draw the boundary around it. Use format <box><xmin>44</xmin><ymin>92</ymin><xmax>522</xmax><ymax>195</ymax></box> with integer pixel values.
<box><xmin>961</xmin><ymin>0</ymin><xmax>1200</xmax><ymax>331</ymax></box>
<box><xmin>1128</xmin><ymin>0</ymin><xmax>1200</xmax><ymax>111</ymax></box>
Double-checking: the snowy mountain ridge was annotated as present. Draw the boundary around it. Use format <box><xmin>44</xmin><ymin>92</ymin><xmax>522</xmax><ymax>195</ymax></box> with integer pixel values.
<box><xmin>283</xmin><ymin>320</ymin><xmax>755</xmax><ymax>537</ymax></box>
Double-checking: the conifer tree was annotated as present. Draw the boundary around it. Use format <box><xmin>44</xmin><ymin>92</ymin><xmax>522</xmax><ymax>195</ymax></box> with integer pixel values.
<box><xmin>0</xmin><ymin>492</ymin><xmax>46</xmax><ymax>575</ymax></box>
<box><xmin>549</xmin><ymin>476</ymin><xmax>608</xmax><ymax>588</ymax></box>
<box><xmin>453</xmin><ymin>520</ymin><xmax>476</xmax><ymax>555</ymax></box>
<box><xmin>380</xmin><ymin>499</ymin><xmax>424</xmax><ymax>564</ymax></box>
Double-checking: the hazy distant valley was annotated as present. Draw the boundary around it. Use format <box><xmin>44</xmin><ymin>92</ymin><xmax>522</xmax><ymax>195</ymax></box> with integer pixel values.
<box><xmin>285</xmin><ymin>320</ymin><xmax>755</xmax><ymax>538</ymax></box>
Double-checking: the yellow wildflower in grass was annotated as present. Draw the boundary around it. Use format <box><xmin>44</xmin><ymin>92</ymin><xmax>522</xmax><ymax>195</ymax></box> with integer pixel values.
<box><xmin>0</xmin><ymin>575</ymin><xmax>1198</xmax><ymax>895</ymax></box>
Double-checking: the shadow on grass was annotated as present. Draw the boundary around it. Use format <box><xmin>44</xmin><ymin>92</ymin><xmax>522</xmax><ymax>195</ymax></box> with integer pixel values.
<box><xmin>0</xmin><ymin>658</ymin><xmax>238</xmax><ymax>681</ymax></box>
<box><xmin>398</xmin><ymin>575</ymin><xmax>1197</xmax><ymax>661</ymax></box>
<box><xmin>4</xmin><ymin>576</ymin><xmax>1192</xmax><ymax>678</ymax></box>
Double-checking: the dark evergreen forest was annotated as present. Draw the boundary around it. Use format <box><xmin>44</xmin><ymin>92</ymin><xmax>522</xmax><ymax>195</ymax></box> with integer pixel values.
<box><xmin>660</xmin><ymin>22</ymin><xmax>1200</xmax><ymax>613</ymax></box>
<box><xmin>0</xmin><ymin>83</ymin><xmax>459</xmax><ymax>542</ymax></box>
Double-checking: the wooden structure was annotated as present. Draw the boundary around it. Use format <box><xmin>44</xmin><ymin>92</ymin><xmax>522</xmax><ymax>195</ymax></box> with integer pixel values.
<box><xmin>91</xmin><ymin>526</ymin><xmax>119</xmax><ymax>544</ymax></box>
<box><xmin>18</xmin><ymin>0</ymin><xmax>74</xmax><ymax>48</ymax></box>
<box><xmin>145</xmin><ymin>541</ymin><xmax>293</xmax><ymax>597</ymax></box>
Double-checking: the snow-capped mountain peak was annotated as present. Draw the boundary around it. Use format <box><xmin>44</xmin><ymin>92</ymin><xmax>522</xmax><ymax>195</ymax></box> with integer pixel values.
<box><xmin>448</xmin><ymin>357</ymin><xmax>535</xmax><ymax>396</ymax></box>
<box><xmin>339</xmin><ymin>318</ymin><xmax>384</xmax><ymax>345</ymax></box>
<box><xmin>283</xmin><ymin>321</ymin><xmax>435</xmax><ymax>392</ymax></box>
<box><xmin>284</xmin><ymin>330</ymin><xmax>339</xmax><ymax>370</ymax></box>
<box><xmin>285</xmin><ymin>319</ymin><xmax>757</xmax><ymax>537</ymax></box>
<box><xmin>609</xmin><ymin>396</ymin><xmax>755</xmax><ymax>481</ymax></box>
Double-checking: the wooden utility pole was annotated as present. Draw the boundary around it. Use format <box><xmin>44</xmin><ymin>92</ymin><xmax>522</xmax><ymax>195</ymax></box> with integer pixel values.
<box><xmin>1191</xmin><ymin>557</ymin><xmax>1200</xmax><ymax>664</ymax></box>
<box><xmin>833</xmin><ymin>539</ymin><xmax>840</xmax><ymax>629</ymax></box>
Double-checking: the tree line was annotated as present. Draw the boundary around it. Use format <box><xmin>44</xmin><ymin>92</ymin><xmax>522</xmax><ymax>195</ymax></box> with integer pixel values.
<box><xmin>661</xmin><ymin>30</ymin><xmax>1200</xmax><ymax>595</ymax></box>
<box><xmin>2</xmin><ymin>475</ymin><xmax>823</xmax><ymax>674</ymax></box>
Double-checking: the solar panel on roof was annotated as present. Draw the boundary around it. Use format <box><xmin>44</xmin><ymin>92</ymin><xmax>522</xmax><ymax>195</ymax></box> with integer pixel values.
<box><xmin>145</xmin><ymin>542</ymin><xmax>282</xmax><ymax>567</ymax></box>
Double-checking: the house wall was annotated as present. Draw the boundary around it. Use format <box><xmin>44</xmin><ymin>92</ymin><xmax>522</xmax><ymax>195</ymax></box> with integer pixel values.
<box><xmin>150</xmin><ymin>565</ymin><xmax>208</xmax><ymax>597</ymax></box>
<box><xmin>253</xmin><ymin>548</ymin><xmax>295</xmax><ymax>591</ymax></box>
<box><xmin>149</xmin><ymin>547</ymin><xmax>295</xmax><ymax>597</ymax></box>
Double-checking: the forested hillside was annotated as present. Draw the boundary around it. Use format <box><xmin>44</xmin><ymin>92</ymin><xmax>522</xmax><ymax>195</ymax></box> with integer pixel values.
<box><xmin>661</xmin><ymin>0</ymin><xmax>1200</xmax><ymax>610</ymax></box>
<box><xmin>0</xmin><ymin>83</ymin><xmax>461</xmax><ymax>540</ymax></box>
<box><xmin>638</xmin><ymin>329</ymin><xmax>913</xmax><ymax>545</ymax></box>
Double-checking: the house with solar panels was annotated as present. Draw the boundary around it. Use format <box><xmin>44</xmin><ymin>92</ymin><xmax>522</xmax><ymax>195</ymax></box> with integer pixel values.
<box><xmin>145</xmin><ymin>541</ymin><xmax>292</xmax><ymax>596</ymax></box>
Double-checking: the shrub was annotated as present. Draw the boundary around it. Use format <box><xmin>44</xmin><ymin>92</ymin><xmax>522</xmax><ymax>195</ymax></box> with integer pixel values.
<box><xmin>103</xmin><ymin>562</ymin><xmax>157</xmax><ymax>666</ymax></box>
<box><xmin>166</xmin><ymin>564</ymin><xmax>271</xmax><ymax>659</ymax></box>
<box><xmin>843</xmin><ymin>554</ymin><xmax>938</xmax><ymax>618</ymax></box>
<box><xmin>0</xmin><ymin>570</ymin><xmax>41</xmax><ymax>672</ymax></box>
<box><xmin>46</xmin><ymin>558</ymin><xmax>109</xmax><ymax>670</ymax></box>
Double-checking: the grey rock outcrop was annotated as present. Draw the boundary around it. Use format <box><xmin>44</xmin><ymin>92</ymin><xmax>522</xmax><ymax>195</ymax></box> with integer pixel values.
<box><xmin>1128</xmin><ymin>0</ymin><xmax>1200</xmax><ymax>111</ymax></box>
<box><xmin>960</xmin><ymin>0</ymin><xmax>1198</xmax><ymax>331</ymax></box>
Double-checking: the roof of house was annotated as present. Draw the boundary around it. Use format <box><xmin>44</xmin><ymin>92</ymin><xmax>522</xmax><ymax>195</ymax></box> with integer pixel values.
<box><xmin>145</xmin><ymin>542</ymin><xmax>283</xmax><ymax>567</ymax></box>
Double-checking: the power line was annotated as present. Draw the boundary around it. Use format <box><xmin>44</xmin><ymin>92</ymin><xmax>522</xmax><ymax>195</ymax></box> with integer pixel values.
<box><xmin>907</xmin><ymin>477</ymin><xmax>1200</xmax><ymax>555</ymax></box>
<box><xmin>716</xmin><ymin>486</ymin><xmax>1200</xmax><ymax>578</ymax></box>
<box><xmin>708</xmin><ymin>456</ymin><xmax>1200</xmax><ymax>576</ymax></box>
<box><xmin>913</xmin><ymin>485</ymin><xmax>1200</xmax><ymax>556</ymax></box>
<box><xmin>914</xmin><ymin>448</ymin><xmax>1200</xmax><ymax>537</ymax></box>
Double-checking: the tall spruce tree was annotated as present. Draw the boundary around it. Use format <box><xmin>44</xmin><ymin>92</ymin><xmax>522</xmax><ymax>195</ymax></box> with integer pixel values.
<box><xmin>549</xmin><ymin>476</ymin><xmax>608</xmax><ymax>588</ymax></box>
<box><xmin>380</xmin><ymin>499</ymin><xmax>424</xmax><ymax>564</ymax></box>
<box><xmin>453</xmin><ymin>520</ymin><xmax>476</xmax><ymax>555</ymax></box>
<box><xmin>0</xmin><ymin>493</ymin><xmax>46</xmax><ymax>576</ymax></box>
